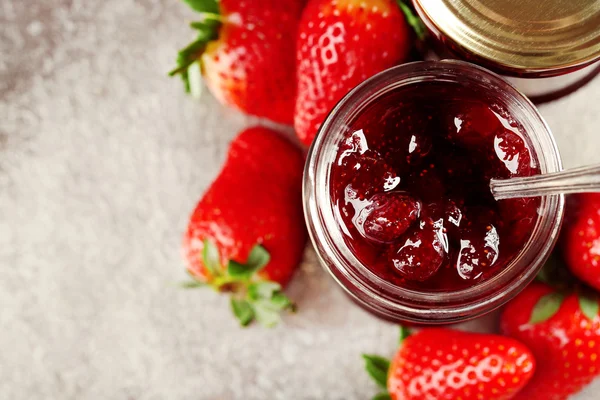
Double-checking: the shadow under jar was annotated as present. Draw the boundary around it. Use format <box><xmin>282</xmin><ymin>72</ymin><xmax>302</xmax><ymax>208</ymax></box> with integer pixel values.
<box><xmin>303</xmin><ymin>61</ymin><xmax>564</xmax><ymax>324</ymax></box>
<box><xmin>413</xmin><ymin>0</ymin><xmax>600</xmax><ymax>103</ymax></box>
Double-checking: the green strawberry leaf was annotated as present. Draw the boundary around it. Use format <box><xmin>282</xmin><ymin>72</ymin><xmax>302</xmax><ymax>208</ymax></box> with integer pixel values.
<box><xmin>190</xmin><ymin>13</ymin><xmax>221</xmax><ymax>30</ymax></box>
<box><xmin>399</xmin><ymin>326</ymin><xmax>411</xmax><ymax>344</ymax></box>
<box><xmin>362</xmin><ymin>354</ymin><xmax>390</xmax><ymax>389</ymax></box>
<box><xmin>201</xmin><ymin>239</ymin><xmax>220</xmax><ymax>276</ymax></box>
<box><xmin>179</xmin><ymin>280</ymin><xmax>206</xmax><ymax>289</ymax></box>
<box><xmin>248</xmin><ymin>281</ymin><xmax>295</xmax><ymax>318</ymax></box>
<box><xmin>253</xmin><ymin>300</ymin><xmax>281</xmax><ymax>328</ymax></box>
<box><xmin>230</xmin><ymin>298</ymin><xmax>254</xmax><ymax>327</ymax></box>
<box><xmin>397</xmin><ymin>1</ymin><xmax>427</xmax><ymax>40</ymax></box>
<box><xmin>248</xmin><ymin>281</ymin><xmax>281</xmax><ymax>300</ymax></box>
<box><xmin>270</xmin><ymin>292</ymin><xmax>295</xmax><ymax>311</ymax></box>
<box><xmin>169</xmin><ymin>37</ymin><xmax>207</xmax><ymax>77</ymax></box>
<box><xmin>530</xmin><ymin>292</ymin><xmax>565</xmax><ymax>324</ymax></box>
<box><xmin>185</xmin><ymin>242</ymin><xmax>286</xmax><ymax>327</ymax></box>
<box><xmin>169</xmin><ymin>3</ymin><xmax>221</xmax><ymax>93</ymax></box>
<box><xmin>227</xmin><ymin>260</ymin><xmax>252</xmax><ymax>278</ymax></box>
<box><xmin>578</xmin><ymin>292</ymin><xmax>599</xmax><ymax>321</ymax></box>
<box><xmin>227</xmin><ymin>245</ymin><xmax>271</xmax><ymax>279</ymax></box>
<box><xmin>183</xmin><ymin>0</ymin><xmax>219</xmax><ymax>14</ymax></box>
<box><xmin>245</xmin><ymin>284</ymin><xmax>295</xmax><ymax>327</ymax></box>
<box><xmin>246</xmin><ymin>245</ymin><xmax>271</xmax><ymax>272</ymax></box>
<box><xmin>189</xmin><ymin>17</ymin><xmax>221</xmax><ymax>35</ymax></box>
<box><xmin>373</xmin><ymin>393</ymin><xmax>392</xmax><ymax>400</ymax></box>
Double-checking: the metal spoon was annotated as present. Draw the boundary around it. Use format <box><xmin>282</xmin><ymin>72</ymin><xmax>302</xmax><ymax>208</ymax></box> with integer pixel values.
<box><xmin>490</xmin><ymin>164</ymin><xmax>600</xmax><ymax>200</ymax></box>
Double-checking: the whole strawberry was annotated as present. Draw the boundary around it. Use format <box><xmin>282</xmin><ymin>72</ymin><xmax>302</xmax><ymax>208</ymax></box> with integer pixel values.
<box><xmin>562</xmin><ymin>193</ymin><xmax>600</xmax><ymax>291</ymax></box>
<box><xmin>363</xmin><ymin>328</ymin><xmax>535</xmax><ymax>400</ymax></box>
<box><xmin>170</xmin><ymin>0</ymin><xmax>305</xmax><ymax>124</ymax></box>
<box><xmin>501</xmin><ymin>282</ymin><xmax>600</xmax><ymax>399</ymax></box>
<box><xmin>182</xmin><ymin>127</ymin><xmax>307</xmax><ymax>326</ymax></box>
<box><xmin>294</xmin><ymin>0</ymin><xmax>413</xmax><ymax>146</ymax></box>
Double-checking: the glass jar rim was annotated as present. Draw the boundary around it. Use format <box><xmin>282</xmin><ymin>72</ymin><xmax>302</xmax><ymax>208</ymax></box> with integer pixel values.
<box><xmin>303</xmin><ymin>60</ymin><xmax>565</xmax><ymax>323</ymax></box>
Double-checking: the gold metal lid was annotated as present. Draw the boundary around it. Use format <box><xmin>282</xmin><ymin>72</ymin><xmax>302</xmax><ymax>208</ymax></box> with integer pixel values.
<box><xmin>415</xmin><ymin>0</ymin><xmax>600</xmax><ymax>73</ymax></box>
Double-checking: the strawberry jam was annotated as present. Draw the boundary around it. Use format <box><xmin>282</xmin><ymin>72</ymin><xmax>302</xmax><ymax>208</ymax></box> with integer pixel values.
<box><xmin>330</xmin><ymin>81</ymin><xmax>540</xmax><ymax>291</ymax></box>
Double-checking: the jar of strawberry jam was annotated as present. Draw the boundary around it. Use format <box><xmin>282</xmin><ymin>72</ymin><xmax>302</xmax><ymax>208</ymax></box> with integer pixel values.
<box><xmin>413</xmin><ymin>0</ymin><xmax>600</xmax><ymax>103</ymax></box>
<box><xmin>303</xmin><ymin>61</ymin><xmax>564</xmax><ymax>324</ymax></box>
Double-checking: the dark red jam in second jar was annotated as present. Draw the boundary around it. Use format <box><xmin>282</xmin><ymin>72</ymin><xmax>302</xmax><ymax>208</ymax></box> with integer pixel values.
<box><xmin>331</xmin><ymin>81</ymin><xmax>541</xmax><ymax>291</ymax></box>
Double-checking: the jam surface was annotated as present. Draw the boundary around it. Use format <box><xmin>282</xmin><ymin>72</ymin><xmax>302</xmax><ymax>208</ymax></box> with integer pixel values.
<box><xmin>331</xmin><ymin>81</ymin><xmax>540</xmax><ymax>291</ymax></box>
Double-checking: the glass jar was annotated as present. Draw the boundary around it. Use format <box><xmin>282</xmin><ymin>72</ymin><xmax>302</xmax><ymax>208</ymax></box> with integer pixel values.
<box><xmin>413</xmin><ymin>0</ymin><xmax>600</xmax><ymax>103</ymax></box>
<box><xmin>303</xmin><ymin>61</ymin><xmax>565</xmax><ymax>324</ymax></box>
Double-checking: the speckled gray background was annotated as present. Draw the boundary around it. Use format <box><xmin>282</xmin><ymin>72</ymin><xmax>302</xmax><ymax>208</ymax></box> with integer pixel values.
<box><xmin>1</xmin><ymin>0</ymin><xmax>599</xmax><ymax>399</ymax></box>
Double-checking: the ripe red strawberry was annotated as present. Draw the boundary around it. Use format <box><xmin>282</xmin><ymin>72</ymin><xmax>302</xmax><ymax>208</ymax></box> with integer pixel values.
<box><xmin>561</xmin><ymin>193</ymin><xmax>600</xmax><ymax>291</ymax></box>
<box><xmin>294</xmin><ymin>0</ymin><xmax>413</xmax><ymax>146</ymax></box>
<box><xmin>501</xmin><ymin>282</ymin><xmax>600</xmax><ymax>399</ymax></box>
<box><xmin>170</xmin><ymin>0</ymin><xmax>305</xmax><ymax>124</ymax></box>
<box><xmin>182</xmin><ymin>127</ymin><xmax>307</xmax><ymax>327</ymax></box>
<box><xmin>363</xmin><ymin>328</ymin><xmax>535</xmax><ymax>400</ymax></box>
<box><xmin>362</xmin><ymin>192</ymin><xmax>421</xmax><ymax>243</ymax></box>
<box><xmin>388</xmin><ymin>222</ymin><xmax>446</xmax><ymax>281</ymax></box>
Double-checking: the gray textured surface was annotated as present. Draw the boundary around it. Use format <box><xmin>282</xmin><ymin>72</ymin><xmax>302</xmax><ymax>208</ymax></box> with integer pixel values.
<box><xmin>1</xmin><ymin>0</ymin><xmax>599</xmax><ymax>399</ymax></box>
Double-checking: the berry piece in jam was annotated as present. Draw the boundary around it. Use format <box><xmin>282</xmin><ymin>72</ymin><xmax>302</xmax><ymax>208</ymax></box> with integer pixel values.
<box><xmin>422</xmin><ymin>199</ymin><xmax>465</xmax><ymax>241</ymax></box>
<box><xmin>337</xmin><ymin>129</ymin><xmax>400</xmax><ymax>200</ymax></box>
<box><xmin>360</xmin><ymin>192</ymin><xmax>421</xmax><ymax>243</ymax></box>
<box><xmin>445</xmin><ymin>103</ymin><xmax>500</xmax><ymax>147</ymax></box>
<box><xmin>455</xmin><ymin>225</ymin><xmax>500</xmax><ymax>280</ymax></box>
<box><xmin>330</xmin><ymin>81</ymin><xmax>540</xmax><ymax>291</ymax></box>
<box><xmin>491</xmin><ymin>129</ymin><xmax>534</xmax><ymax>178</ymax></box>
<box><xmin>389</xmin><ymin>222</ymin><xmax>447</xmax><ymax>282</ymax></box>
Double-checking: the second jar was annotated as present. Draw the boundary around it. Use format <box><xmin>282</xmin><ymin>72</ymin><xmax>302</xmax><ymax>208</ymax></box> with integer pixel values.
<box><xmin>413</xmin><ymin>0</ymin><xmax>600</xmax><ymax>103</ymax></box>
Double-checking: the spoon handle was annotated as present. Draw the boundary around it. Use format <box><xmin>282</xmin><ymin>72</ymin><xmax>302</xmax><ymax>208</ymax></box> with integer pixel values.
<box><xmin>490</xmin><ymin>164</ymin><xmax>600</xmax><ymax>200</ymax></box>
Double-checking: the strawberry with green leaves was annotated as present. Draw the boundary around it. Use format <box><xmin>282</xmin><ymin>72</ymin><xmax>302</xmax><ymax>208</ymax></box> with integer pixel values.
<box><xmin>363</xmin><ymin>327</ymin><xmax>535</xmax><ymax>400</ymax></box>
<box><xmin>170</xmin><ymin>0</ymin><xmax>305</xmax><ymax>124</ymax></box>
<box><xmin>182</xmin><ymin>127</ymin><xmax>307</xmax><ymax>327</ymax></box>
<box><xmin>294</xmin><ymin>0</ymin><xmax>420</xmax><ymax>146</ymax></box>
<box><xmin>562</xmin><ymin>193</ymin><xmax>600</xmax><ymax>291</ymax></box>
<box><xmin>501</xmin><ymin>282</ymin><xmax>600</xmax><ymax>400</ymax></box>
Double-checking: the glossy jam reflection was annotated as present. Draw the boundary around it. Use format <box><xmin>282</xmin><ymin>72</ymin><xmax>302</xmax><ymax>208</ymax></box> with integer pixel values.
<box><xmin>330</xmin><ymin>81</ymin><xmax>541</xmax><ymax>291</ymax></box>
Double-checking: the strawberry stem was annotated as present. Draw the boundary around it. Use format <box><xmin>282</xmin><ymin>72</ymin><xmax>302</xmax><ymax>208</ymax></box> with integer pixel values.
<box><xmin>170</xmin><ymin>0</ymin><xmax>222</xmax><ymax>92</ymax></box>
<box><xmin>183</xmin><ymin>241</ymin><xmax>295</xmax><ymax>328</ymax></box>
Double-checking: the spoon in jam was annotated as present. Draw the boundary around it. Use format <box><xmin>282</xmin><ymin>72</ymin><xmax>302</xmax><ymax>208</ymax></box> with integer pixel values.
<box><xmin>490</xmin><ymin>164</ymin><xmax>600</xmax><ymax>200</ymax></box>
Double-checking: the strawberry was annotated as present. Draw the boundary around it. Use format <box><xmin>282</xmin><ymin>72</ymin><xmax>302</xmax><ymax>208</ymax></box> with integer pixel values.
<box><xmin>362</xmin><ymin>192</ymin><xmax>421</xmax><ymax>243</ymax></box>
<box><xmin>182</xmin><ymin>127</ymin><xmax>307</xmax><ymax>327</ymax></box>
<box><xmin>388</xmin><ymin>222</ymin><xmax>446</xmax><ymax>281</ymax></box>
<box><xmin>294</xmin><ymin>0</ymin><xmax>414</xmax><ymax>146</ymax></box>
<box><xmin>169</xmin><ymin>0</ymin><xmax>305</xmax><ymax>124</ymax></box>
<box><xmin>561</xmin><ymin>193</ymin><xmax>600</xmax><ymax>291</ymax></box>
<box><xmin>363</xmin><ymin>327</ymin><xmax>535</xmax><ymax>400</ymax></box>
<box><xmin>500</xmin><ymin>282</ymin><xmax>600</xmax><ymax>399</ymax></box>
